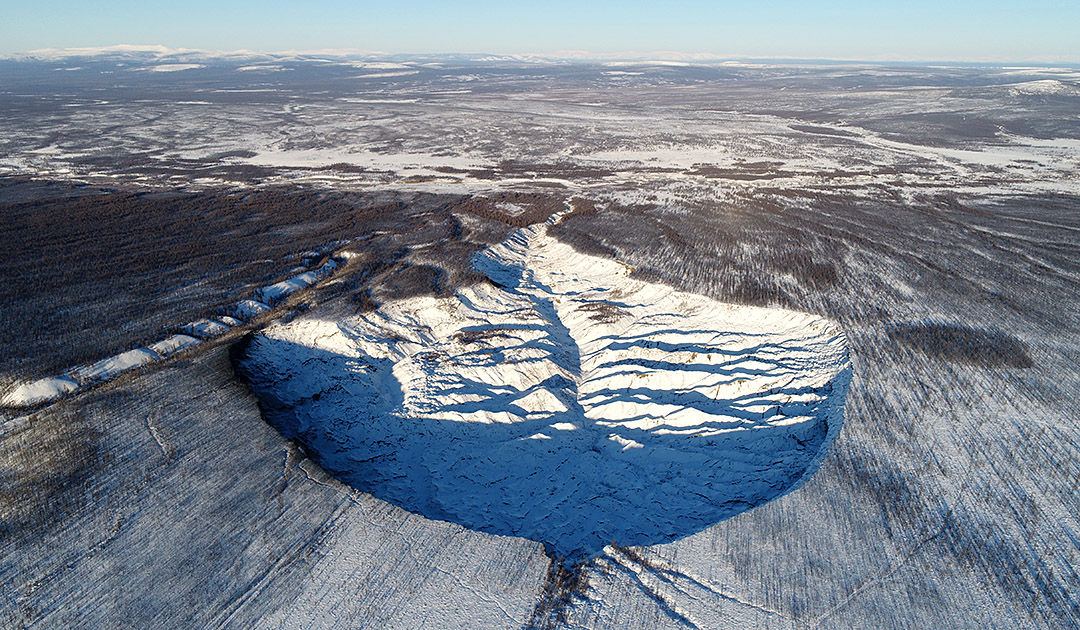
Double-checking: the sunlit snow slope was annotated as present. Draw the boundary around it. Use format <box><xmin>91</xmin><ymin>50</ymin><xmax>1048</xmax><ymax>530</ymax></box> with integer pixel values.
<box><xmin>235</xmin><ymin>212</ymin><xmax>851</xmax><ymax>560</ymax></box>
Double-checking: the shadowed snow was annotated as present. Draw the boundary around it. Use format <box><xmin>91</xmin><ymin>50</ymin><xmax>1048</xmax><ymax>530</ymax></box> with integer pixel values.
<box><xmin>235</xmin><ymin>215</ymin><xmax>850</xmax><ymax>561</ymax></box>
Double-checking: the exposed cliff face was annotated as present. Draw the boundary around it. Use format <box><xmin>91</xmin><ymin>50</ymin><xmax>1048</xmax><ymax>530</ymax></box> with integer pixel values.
<box><xmin>235</xmin><ymin>212</ymin><xmax>850</xmax><ymax>561</ymax></box>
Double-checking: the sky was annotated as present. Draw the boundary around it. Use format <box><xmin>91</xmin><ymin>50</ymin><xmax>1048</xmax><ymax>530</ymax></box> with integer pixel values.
<box><xmin>3</xmin><ymin>0</ymin><xmax>1079</xmax><ymax>63</ymax></box>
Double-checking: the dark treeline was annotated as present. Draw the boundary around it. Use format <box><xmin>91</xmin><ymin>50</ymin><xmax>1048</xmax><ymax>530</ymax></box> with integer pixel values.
<box><xmin>0</xmin><ymin>183</ymin><xmax>555</xmax><ymax>384</ymax></box>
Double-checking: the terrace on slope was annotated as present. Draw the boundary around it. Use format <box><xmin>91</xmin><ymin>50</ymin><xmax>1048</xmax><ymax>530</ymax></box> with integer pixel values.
<box><xmin>234</xmin><ymin>213</ymin><xmax>851</xmax><ymax>561</ymax></box>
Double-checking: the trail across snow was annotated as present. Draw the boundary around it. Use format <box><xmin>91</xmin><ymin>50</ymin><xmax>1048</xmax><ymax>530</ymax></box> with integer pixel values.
<box><xmin>237</xmin><ymin>212</ymin><xmax>851</xmax><ymax>560</ymax></box>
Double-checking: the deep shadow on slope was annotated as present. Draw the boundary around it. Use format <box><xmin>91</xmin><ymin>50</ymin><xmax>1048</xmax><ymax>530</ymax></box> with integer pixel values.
<box><xmin>548</xmin><ymin>192</ymin><xmax>1080</xmax><ymax>625</ymax></box>
<box><xmin>231</xmin><ymin>333</ymin><xmax>850</xmax><ymax>564</ymax></box>
<box><xmin>228</xmin><ymin>206</ymin><xmax>850</xmax><ymax>563</ymax></box>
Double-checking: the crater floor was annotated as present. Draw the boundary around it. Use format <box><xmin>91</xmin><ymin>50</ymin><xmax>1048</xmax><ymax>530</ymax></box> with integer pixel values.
<box><xmin>235</xmin><ymin>212</ymin><xmax>851</xmax><ymax>560</ymax></box>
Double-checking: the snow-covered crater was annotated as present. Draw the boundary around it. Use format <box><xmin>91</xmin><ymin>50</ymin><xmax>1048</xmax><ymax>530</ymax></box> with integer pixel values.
<box><xmin>235</xmin><ymin>213</ymin><xmax>851</xmax><ymax>561</ymax></box>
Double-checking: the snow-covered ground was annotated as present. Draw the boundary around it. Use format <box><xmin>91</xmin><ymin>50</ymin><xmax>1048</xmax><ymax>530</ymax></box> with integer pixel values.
<box><xmin>237</xmin><ymin>212</ymin><xmax>850</xmax><ymax>561</ymax></box>
<box><xmin>3</xmin><ymin>55</ymin><xmax>1079</xmax><ymax>628</ymax></box>
<box><xmin>0</xmin><ymin>251</ymin><xmax>347</xmax><ymax>408</ymax></box>
<box><xmin>1</xmin><ymin>59</ymin><xmax>1077</xmax><ymax>199</ymax></box>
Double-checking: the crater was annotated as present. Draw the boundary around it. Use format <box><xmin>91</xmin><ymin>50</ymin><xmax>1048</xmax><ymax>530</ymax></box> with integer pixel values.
<box><xmin>233</xmin><ymin>214</ymin><xmax>851</xmax><ymax>562</ymax></box>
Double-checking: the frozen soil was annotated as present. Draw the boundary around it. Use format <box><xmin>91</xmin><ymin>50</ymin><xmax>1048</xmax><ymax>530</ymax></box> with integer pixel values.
<box><xmin>234</xmin><ymin>211</ymin><xmax>850</xmax><ymax>561</ymax></box>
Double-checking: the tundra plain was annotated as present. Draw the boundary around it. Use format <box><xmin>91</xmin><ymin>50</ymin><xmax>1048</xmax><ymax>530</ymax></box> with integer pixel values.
<box><xmin>1</xmin><ymin>51</ymin><xmax>1079</xmax><ymax>628</ymax></box>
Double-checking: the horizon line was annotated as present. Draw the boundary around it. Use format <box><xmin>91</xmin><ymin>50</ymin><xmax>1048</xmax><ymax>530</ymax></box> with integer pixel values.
<box><xmin>4</xmin><ymin>44</ymin><xmax>1080</xmax><ymax>67</ymax></box>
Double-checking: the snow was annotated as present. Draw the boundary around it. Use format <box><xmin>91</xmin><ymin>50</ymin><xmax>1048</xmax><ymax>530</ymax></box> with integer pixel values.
<box><xmin>1</xmin><ymin>376</ymin><xmax>79</xmax><ymax>407</ymax></box>
<box><xmin>1</xmin><ymin>339</ymin><xmax>201</xmax><ymax>409</ymax></box>
<box><xmin>7</xmin><ymin>61</ymin><xmax>1077</xmax><ymax>198</ymax></box>
<box><xmin>148</xmin><ymin>334</ymin><xmax>201</xmax><ymax>357</ymax></box>
<box><xmin>862</xmin><ymin>131</ymin><xmax>1080</xmax><ymax>170</ymax></box>
<box><xmin>3</xmin><ymin>58</ymin><xmax>1078</xmax><ymax>626</ymax></box>
<box><xmin>495</xmin><ymin>202</ymin><xmax>527</xmax><ymax>217</ymax></box>
<box><xmin>145</xmin><ymin>64</ymin><xmax>206</xmax><ymax>73</ymax></box>
<box><xmin>0</xmin><ymin>247</ymin><xmax>332</xmax><ymax>408</ymax></box>
<box><xmin>346</xmin><ymin>61</ymin><xmax>414</xmax><ymax>70</ymax></box>
<box><xmin>237</xmin><ymin>212</ymin><xmax>850</xmax><ymax>561</ymax></box>
<box><xmin>351</xmin><ymin>70</ymin><xmax>421</xmax><ymax>79</ymax></box>
<box><xmin>181</xmin><ymin>319</ymin><xmax>232</xmax><ymax>339</ymax></box>
<box><xmin>235</xmin><ymin>65</ymin><xmax>287</xmax><ymax>72</ymax></box>
<box><xmin>70</xmin><ymin>348</ymin><xmax>158</xmax><ymax>384</ymax></box>
<box><xmin>340</xmin><ymin>98</ymin><xmax>421</xmax><ymax>104</ymax></box>
<box><xmin>240</xmin><ymin>148</ymin><xmax>489</xmax><ymax>174</ymax></box>
<box><xmin>233</xmin><ymin>298</ymin><xmax>272</xmax><ymax>320</ymax></box>
<box><xmin>256</xmin><ymin>271</ymin><xmax>318</xmax><ymax>305</ymax></box>
<box><xmin>0</xmin><ymin>241</ymin><xmax>341</xmax><ymax>408</ymax></box>
<box><xmin>315</xmin><ymin>258</ymin><xmax>339</xmax><ymax>277</ymax></box>
<box><xmin>15</xmin><ymin>44</ymin><xmax>180</xmax><ymax>60</ymax></box>
<box><xmin>1006</xmin><ymin>79</ymin><xmax>1080</xmax><ymax>96</ymax></box>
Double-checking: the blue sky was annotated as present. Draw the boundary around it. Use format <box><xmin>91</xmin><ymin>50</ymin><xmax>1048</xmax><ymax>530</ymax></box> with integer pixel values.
<box><xmin>4</xmin><ymin>1</ymin><xmax>1078</xmax><ymax>62</ymax></box>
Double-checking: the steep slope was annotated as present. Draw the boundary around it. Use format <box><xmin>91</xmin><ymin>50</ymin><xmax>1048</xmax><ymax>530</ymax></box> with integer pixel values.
<box><xmin>235</xmin><ymin>212</ymin><xmax>850</xmax><ymax>561</ymax></box>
